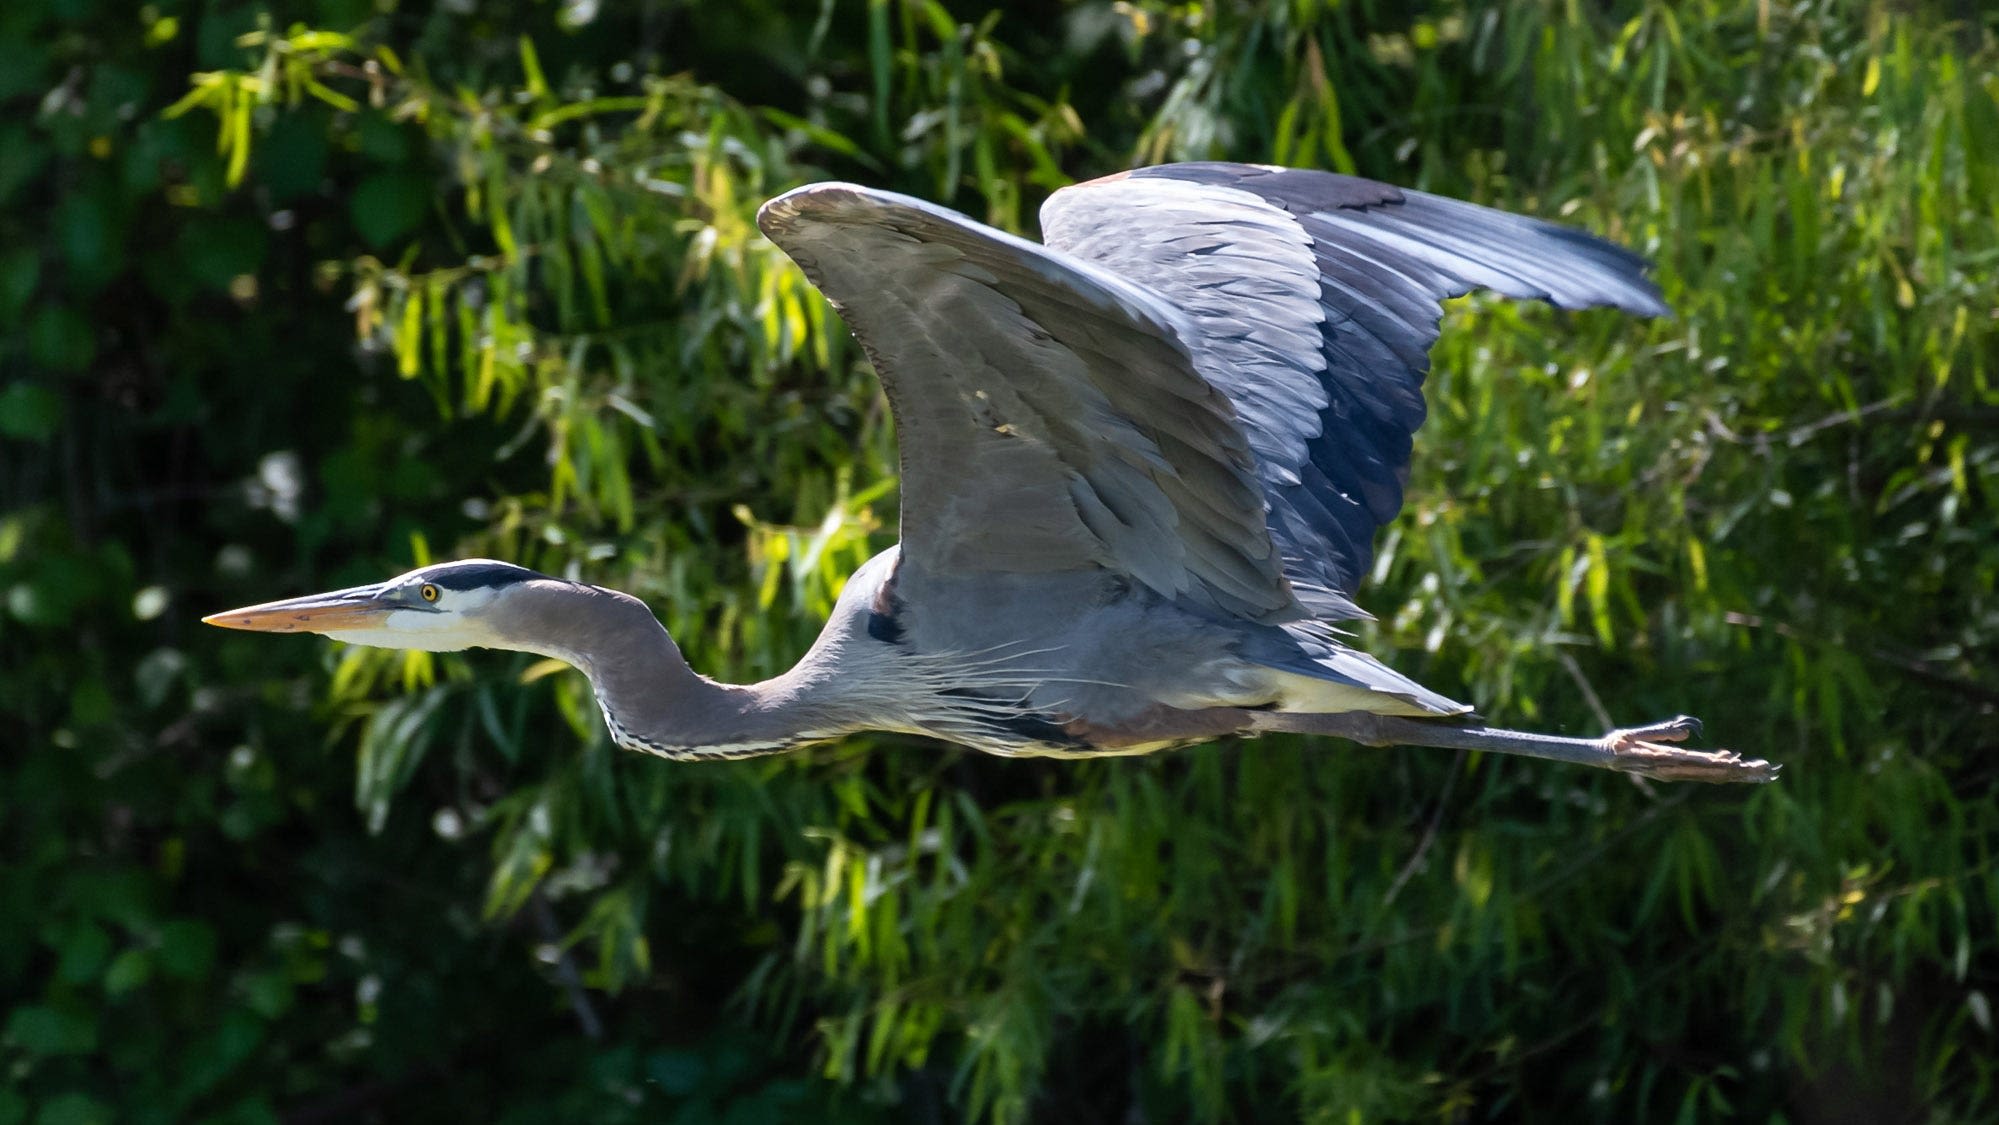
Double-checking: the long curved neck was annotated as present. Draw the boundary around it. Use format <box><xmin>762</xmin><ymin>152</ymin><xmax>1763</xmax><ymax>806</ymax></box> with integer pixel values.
<box><xmin>499</xmin><ymin>581</ymin><xmax>835</xmax><ymax>760</ymax></box>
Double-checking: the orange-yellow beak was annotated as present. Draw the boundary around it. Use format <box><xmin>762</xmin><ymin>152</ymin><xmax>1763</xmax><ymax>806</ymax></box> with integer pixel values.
<box><xmin>202</xmin><ymin>584</ymin><xmax>396</xmax><ymax>634</ymax></box>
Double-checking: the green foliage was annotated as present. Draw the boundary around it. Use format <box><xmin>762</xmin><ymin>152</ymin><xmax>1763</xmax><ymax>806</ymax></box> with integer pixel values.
<box><xmin>4</xmin><ymin>0</ymin><xmax>1996</xmax><ymax>1121</ymax></box>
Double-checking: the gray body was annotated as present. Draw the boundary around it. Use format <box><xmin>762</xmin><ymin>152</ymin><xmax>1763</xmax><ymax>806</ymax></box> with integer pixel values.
<box><xmin>207</xmin><ymin>164</ymin><xmax>1777</xmax><ymax>783</ymax></box>
<box><xmin>849</xmin><ymin>549</ymin><xmax>1458</xmax><ymax>757</ymax></box>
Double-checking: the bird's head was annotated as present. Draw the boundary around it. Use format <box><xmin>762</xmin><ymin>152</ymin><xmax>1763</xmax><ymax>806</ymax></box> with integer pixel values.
<box><xmin>203</xmin><ymin>559</ymin><xmax>553</xmax><ymax>653</ymax></box>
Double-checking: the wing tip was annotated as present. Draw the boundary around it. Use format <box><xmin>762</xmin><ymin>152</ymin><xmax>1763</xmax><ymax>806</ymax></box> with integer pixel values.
<box><xmin>1546</xmin><ymin>276</ymin><xmax>1675</xmax><ymax>320</ymax></box>
<box><xmin>1529</xmin><ymin>220</ymin><xmax>1675</xmax><ymax>319</ymax></box>
<box><xmin>1556</xmin><ymin>272</ymin><xmax>1675</xmax><ymax>320</ymax></box>
<box><xmin>1622</xmin><ymin>289</ymin><xmax>1675</xmax><ymax>320</ymax></box>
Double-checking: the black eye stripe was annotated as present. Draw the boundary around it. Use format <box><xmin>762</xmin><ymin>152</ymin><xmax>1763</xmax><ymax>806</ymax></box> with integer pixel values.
<box><xmin>416</xmin><ymin>561</ymin><xmax>546</xmax><ymax>591</ymax></box>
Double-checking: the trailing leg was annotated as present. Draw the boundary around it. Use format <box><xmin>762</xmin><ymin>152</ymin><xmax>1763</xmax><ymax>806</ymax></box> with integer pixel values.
<box><xmin>1253</xmin><ymin>710</ymin><xmax>1778</xmax><ymax>783</ymax></box>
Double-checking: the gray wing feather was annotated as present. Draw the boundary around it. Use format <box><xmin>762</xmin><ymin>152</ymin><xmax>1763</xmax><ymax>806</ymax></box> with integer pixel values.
<box><xmin>1040</xmin><ymin>163</ymin><xmax>1669</xmax><ymax>617</ymax></box>
<box><xmin>757</xmin><ymin>183</ymin><xmax>1301</xmax><ymax>623</ymax></box>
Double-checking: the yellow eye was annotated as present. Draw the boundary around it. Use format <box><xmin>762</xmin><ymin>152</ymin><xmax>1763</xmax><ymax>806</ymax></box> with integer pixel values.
<box><xmin>419</xmin><ymin>583</ymin><xmax>439</xmax><ymax>603</ymax></box>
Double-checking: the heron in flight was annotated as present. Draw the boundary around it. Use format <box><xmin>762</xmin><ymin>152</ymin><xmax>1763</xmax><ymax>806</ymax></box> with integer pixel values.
<box><xmin>207</xmin><ymin>163</ymin><xmax>1774</xmax><ymax>783</ymax></box>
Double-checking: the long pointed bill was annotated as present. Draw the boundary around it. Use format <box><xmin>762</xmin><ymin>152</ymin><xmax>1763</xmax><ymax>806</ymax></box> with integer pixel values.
<box><xmin>202</xmin><ymin>584</ymin><xmax>397</xmax><ymax>635</ymax></box>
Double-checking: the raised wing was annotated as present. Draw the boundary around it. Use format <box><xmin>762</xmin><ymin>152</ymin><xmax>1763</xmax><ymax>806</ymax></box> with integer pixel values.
<box><xmin>757</xmin><ymin>183</ymin><xmax>1301</xmax><ymax>624</ymax></box>
<box><xmin>1040</xmin><ymin>163</ymin><xmax>1670</xmax><ymax>617</ymax></box>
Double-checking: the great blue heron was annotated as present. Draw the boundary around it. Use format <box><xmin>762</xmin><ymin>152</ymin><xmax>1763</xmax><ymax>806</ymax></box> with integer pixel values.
<box><xmin>207</xmin><ymin>163</ymin><xmax>1774</xmax><ymax>783</ymax></box>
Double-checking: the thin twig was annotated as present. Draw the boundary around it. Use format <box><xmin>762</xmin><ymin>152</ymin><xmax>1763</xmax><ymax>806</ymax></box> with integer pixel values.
<box><xmin>1724</xmin><ymin>611</ymin><xmax>1999</xmax><ymax>707</ymax></box>
<box><xmin>1774</xmin><ymin>397</ymin><xmax>1910</xmax><ymax>446</ymax></box>
<box><xmin>1556</xmin><ymin>650</ymin><xmax>1617</xmax><ymax>732</ymax></box>
<box><xmin>1551</xmin><ymin>651</ymin><xmax>1663</xmax><ymax>792</ymax></box>
<box><xmin>1382</xmin><ymin>748</ymin><xmax>1466</xmax><ymax>908</ymax></box>
<box><xmin>529</xmin><ymin>892</ymin><xmax>605</xmax><ymax>1040</ymax></box>
<box><xmin>1704</xmin><ymin>398</ymin><xmax>1999</xmax><ymax>452</ymax></box>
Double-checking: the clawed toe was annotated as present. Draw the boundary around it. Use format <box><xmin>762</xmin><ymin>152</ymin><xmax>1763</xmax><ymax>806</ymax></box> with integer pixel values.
<box><xmin>1600</xmin><ymin>716</ymin><xmax>1778</xmax><ymax>784</ymax></box>
<box><xmin>1606</xmin><ymin>714</ymin><xmax>1702</xmax><ymax>750</ymax></box>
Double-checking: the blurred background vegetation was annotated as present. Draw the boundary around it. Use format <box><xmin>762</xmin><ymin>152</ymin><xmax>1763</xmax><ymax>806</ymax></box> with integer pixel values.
<box><xmin>3</xmin><ymin>0</ymin><xmax>1996</xmax><ymax>1120</ymax></box>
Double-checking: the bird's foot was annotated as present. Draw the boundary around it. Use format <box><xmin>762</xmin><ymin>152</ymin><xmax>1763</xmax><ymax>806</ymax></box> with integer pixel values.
<box><xmin>1599</xmin><ymin>715</ymin><xmax>1779</xmax><ymax>784</ymax></box>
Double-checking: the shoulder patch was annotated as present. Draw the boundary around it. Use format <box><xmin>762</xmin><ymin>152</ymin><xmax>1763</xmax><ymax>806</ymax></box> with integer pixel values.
<box><xmin>866</xmin><ymin>554</ymin><xmax>906</xmax><ymax>644</ymax></box>
<box><xmin>867</xmin><ymin>607</ymin><xmax>905</xmax><ymax>644</ymax></box>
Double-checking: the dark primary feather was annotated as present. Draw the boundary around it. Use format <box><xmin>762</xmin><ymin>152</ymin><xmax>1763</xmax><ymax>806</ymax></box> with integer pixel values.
<box><xmin>1041</xmin><ymin>162</ymin><xmax>1669</xmax><ymax>614</ymax></box>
